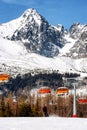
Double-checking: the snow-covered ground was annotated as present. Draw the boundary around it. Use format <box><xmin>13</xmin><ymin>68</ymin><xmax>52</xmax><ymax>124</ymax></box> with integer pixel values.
<box><xmin>0</xmin><ymin>117</ymin><xmax>87</xmax><ymax>130</ymax></box>
<box><xmin>0</xmin><ymin>37</ymin><xmax>87</xmax><ymax>77</ymax></box>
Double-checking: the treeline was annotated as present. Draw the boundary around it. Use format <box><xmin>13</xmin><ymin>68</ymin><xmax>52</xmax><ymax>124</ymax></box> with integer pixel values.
<box><xmin>3</xmin><ymin>72</ymin><xmax>63</xmax><ymax>94</ymax></box>
<box><xmin>4</xmin><ymin>71</ymin><xmax>79</xmax><ymax>93</ymax></box>
<box><xmin>0</xmin><ymin>94</ymin><xmax>87</xmax><ymax>117</ymax></box>
<box><xmin>0</xmin><ymin>95</ymin><xmax>43</xmax><ymax>117</ymax></box>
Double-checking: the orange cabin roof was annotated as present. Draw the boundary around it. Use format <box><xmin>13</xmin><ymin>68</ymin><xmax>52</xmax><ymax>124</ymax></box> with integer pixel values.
<box><xmin>78</xmin><ymin>99</ymin><xmax>87</xmax><ymax>104</ymax></box>
<box><xmin>38</xmin><ymin>87</ymin><xmax>51</xmax><ymax>94</ymax></box>
<box><xmin>56</xmin><ymin>87</ymin><xmax>69</xmax><ymax>94</ymax></box>
<box><xmin>0</xmin><ymin>74</ymin><xmax>10</xmax><ymax>81</ymax></box>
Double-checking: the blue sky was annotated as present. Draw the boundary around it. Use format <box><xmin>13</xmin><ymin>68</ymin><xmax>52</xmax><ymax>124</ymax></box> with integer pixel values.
<box><xmin>0</xmin><ymin>0</ymin><xmax>87</xmax><ymax>29</ymax></box>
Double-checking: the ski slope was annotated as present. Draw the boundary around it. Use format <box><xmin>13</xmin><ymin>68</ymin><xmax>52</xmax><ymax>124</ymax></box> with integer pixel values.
<box><xmin>0</xmin><ymin>117</ymin><xmax>86</xmax><ymax>130</ymax></box>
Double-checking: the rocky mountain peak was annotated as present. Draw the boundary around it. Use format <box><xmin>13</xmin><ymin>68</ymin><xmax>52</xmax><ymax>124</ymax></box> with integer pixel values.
<box><xmin>57</xmin><ymin>24</ymin><xmax>64</xmax><ymax>31</ymax></box>
<box><xmin>9</xmin><ymin>8</ymin><xmax>67</xmax><ymax>57</ymax></box>
<box><xmin>65</xmin><ymin>23</ymin><xmax>87</xmax><ymax>58</ymax></box>
<box><xmin>21</xmin><ymin>8</ymin><xmax>43</xmax><ymax>25</ymax></box>
<box><xmin>69</xmin><ymin>23</ymin><xmax>87</xmax><ymax>39</ymax></box>
<box><xmin>69</xmin><ymin>22</ymin><xmax>82</xmax><ymax>39</ymax></box>
<box><xmin>22</xmin><ymin>8</ymin><xmax>37</xmax><ymax>16</ymax></box>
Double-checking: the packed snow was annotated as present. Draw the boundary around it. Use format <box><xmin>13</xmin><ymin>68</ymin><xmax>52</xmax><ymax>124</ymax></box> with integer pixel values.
<box><xmin>0</xmin><ymin>117</ymin><xmax>87</xmax><ymax>130</ymax></box>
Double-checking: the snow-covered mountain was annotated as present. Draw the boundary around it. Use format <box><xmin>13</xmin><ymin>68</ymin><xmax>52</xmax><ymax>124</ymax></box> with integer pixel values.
<box><xmin>0</xmin><ymin>8</ymin><xmax>87</xmax><ymax>77</ymax></box>
<box><xmin>0</xmin><ymin>8</ymin><xmax>68</xmax><ymax>57</ymax></box>
<box><xmin>66</xmin><ymin>23</ymin><xmax>87</xmax><ymax>58</ymax></box>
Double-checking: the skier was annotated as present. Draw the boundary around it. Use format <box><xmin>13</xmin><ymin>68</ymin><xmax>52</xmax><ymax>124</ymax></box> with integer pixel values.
<box><xmin>42</xmin><ymin>104</ymin><xmax>49</xmax><ymax>117</ymax></box>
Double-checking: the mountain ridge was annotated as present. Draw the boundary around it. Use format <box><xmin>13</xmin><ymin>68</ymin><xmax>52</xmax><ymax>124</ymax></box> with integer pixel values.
<box><xmin>0</xmin><ymin>8</ymin><xmax>68</xmax><ymax>57</ymax></box>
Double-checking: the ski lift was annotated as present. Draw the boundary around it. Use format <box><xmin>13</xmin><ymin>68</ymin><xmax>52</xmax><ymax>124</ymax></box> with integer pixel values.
<box><xmin>0</xmin><ymin>73</ymin><xmax>10</xmax><ymax>82</ymax></box>
<box><xmin>55</xmin><ymin>87</ymin><xmax>69</xmax><ymax>96</ymax></box>
<box><xmin>77</xmin><ymin>83</ymin><xmax>87</xmax><ymax>104</ymax></box>
<box><xmin>78</xmin><ymin>98</ymin><xmax>87</xmax><ymax>104</ymax></box>
<box><xmin>38</xmin><ymin>87</ymin><xmax>51</xmax><ymax>94</ymax></box>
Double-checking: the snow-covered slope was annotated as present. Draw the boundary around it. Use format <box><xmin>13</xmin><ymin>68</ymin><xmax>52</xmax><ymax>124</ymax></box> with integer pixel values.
<box><xmin>0</xmin><ymin>37</ymin><xmax>77</xmax><ymax>76</ymax></box>
<box><xmin>0</xmin><ymin>117</ymin><xmax>87</xmax><ymax>130</ymax></box>
<box><xmin>0</xmin><ymin>37</ymin><xmax>87</xmax><ymax>77</ymax></box>
<box><xmin>0</xmin><ymin>38</ymin><xmax>27</xmax><ymax>57</ymax></box>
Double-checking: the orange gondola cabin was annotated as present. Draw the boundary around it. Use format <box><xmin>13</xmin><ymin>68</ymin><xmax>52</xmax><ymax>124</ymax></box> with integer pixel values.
<box><xmin>0</xmin><ymin>74</ymin><xmax>10</xmax><ymax>82</ymax></box>
<box><xmin>55</xmin><ymin>87</ymin><xmax>69</xmax><ymax>96</ymax></box>
<box><xmin>38</xmin><ymin>87</ymin><xmax>51</xmax><ymax>94</ymax></box>
<box><xmin>78</xmin><ymin>98</ymin><xmax>87</xmax><ymax>104</ymax></box>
